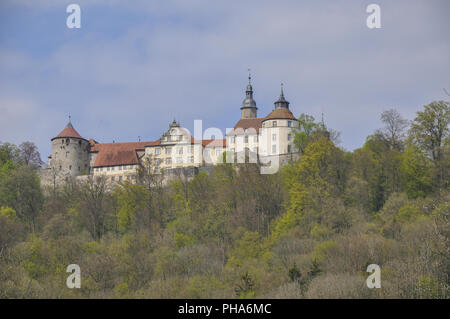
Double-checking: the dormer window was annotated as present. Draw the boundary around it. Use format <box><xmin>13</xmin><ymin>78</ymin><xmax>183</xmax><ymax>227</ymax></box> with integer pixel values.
<box><xmin>288</xmin><ymin>121</ymin><xmax>292</xmax><ymax>127</ymax></box>
<box><xmin>272</xmin><ymin>121</ymin><xmax>277</xmax><ymax>127</ymax></box>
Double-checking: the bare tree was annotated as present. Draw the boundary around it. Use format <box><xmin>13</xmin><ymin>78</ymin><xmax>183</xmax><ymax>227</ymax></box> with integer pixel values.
<box><xmin>19</xmin><ymin>142</ymin><xmax>43</xmax><ymax>169</ymax></box>
<box><xmin>76</xmin><ymin>175</ymin><xmax>112</xmax><ymax>240</ymax></box>
<box><xmin>376</xmin><ymin>109</ymin><xmax>408</xmax><ymax>150</ymax></box>
<box><xmin>136</xmin><ymin>155</ymin><xmax>163</xmax><ymax>190</ymax></box>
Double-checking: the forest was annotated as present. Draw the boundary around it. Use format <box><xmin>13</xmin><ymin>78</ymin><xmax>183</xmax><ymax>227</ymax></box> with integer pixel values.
<box><xmin>0</xmin><ymin>100</ymin><xmax>448</xmax><ymax>298</ymax></box>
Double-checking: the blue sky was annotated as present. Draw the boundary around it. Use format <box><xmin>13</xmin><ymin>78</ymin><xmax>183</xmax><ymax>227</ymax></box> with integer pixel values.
<box><xmin>1</xmin><ymin>0</ymin><xmax>449</xmax><ymax>159</ymax></box>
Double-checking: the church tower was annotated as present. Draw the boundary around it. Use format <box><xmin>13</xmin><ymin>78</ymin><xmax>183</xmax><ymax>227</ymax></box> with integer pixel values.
<box><xmin>240</xmin><ymin>71</ymin><xmax>258</xmax><ymax>119</ymax></box>
<box><xmin>50</xmin><ymin>118</ymin><xmax>90</xmax><ymax>177</ymax></box>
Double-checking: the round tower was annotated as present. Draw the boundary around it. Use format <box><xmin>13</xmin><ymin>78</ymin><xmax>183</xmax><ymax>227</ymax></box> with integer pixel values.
<box><xmin>50</xmin><ymin>118</ymin><xmax>90</xmax><ymax>177</ymax></box>
<box><xmin>261</xmin><ymin>84</ymin><xmax>298</xmax><ymax>161</ymax></box>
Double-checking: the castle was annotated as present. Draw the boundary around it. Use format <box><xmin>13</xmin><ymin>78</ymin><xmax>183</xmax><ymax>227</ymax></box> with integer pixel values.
<box><xmin>43</xmin><ymin>75</ymin><xmax>300</xmax><ymax>184</ymax></box>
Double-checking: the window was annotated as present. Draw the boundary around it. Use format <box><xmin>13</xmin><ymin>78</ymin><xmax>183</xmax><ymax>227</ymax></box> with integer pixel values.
<box><xmin>111</xmin><ymin>166</ymin><xmax>115</xmax><ymax>171</ymax></box>
<box><xmin>288</xmin><ymin>145</ymin><xmax>292</xmax><ymax>153</ymax></box>
<box><xmin>272</xmin><ymin>133</ymin><xmax>277</xmax><ymax>141</ymax></box>
<box><xmin>205</xmin><ymin>149</ymin><xmax>210</xmax><ymax>157</ymax></box>
<box><xmin>90</xmin><ymin>154</ymin><xmax>93</xmax><ymax>161</ymax></box>
<box><xmin>176</xmin><ymin>157</ymin><xmax>182</xmax><ymax>164</ymax></box>
<box><xmin>253</xmin><ymin>136</ymin><xmax>258</xmax><ymax>142</ymax></box>
<box><xmin>155</xmin><ymin>168</ymin><xmax>161</xmax><ymax>173</ymax></box>
<box><xmin>127</xmin><ymin>176</ymin><xmax>131</xmax><ymax>181</ymax></box>
<box><xmin>78</xmin><ymin>166</ymin><xmax>80</xmax><ymax>172</ymax></box>
<box><xmin>244</xmin><ymin>136</ymin><xmax>248</xmax><ymax>143</ymax></box>
<box><xmin>189</xmin><ymin>156</ymin><xmax>194</xmax><ymax>163</ymax></box>
<box><xmin>166</xmin><ymin>158</ymin><xmax>172</xmax><ymax>165</ymax></box>
<box><xmin>166</xmin><ymin>148</ymin><xmax>172</xmax><ymax>155</ymax></box>
<box><xmin>119</xmin><ymin>166</ymin><xmax>122</xmax><ymax>171</ymax></box>
<box><xmin>112</xmin><ymin>176</ymin><xmax>115</xmax><ymax>182</ymax></box>
<box><xmin>272</xmin><ymin>145</ymin><xmax>277</xmax><ymax>154</ymax></box>
<box><xmin>119</xmin><ymin>176</ymin><xmax>123</xmax><ymax>181</ymax></box>
<box><xmin>66</xmin><ymin>151</ymin><xmax>69</xmax><ymax>158</ymax></box>
<box><xmin>288</xmin><ymin>133</ymin><xmax>292</xmax><ymax>140</ymax></box>
<box><xmin>273</xmin><ymin>121</ymin><xmax>277</xmax><ymax>127</ymax></box>
<box><xmin>288</xmin><ymin>121</ymin><xmax>292</xmax><ymax>127</ymax></box>
<box><xmin>59</xmin><ymin>165</ymin><xmax>62</xmax><ymax>171</ymax></box>
<box><xmin>177</xmin><ymin>147</ymin><xmax>183</xmax><ymax>154</ymax></box>
<box><xmin>107</xmin><ymin>167</ymin><xmax>110</xmax><ymax>172</ymax></box>
<box><xmin>69</xmin><ymin>165</ymin><xmax>72</xmax><ymax>170</ymax></box>
<box><xmin>55</xmin><ymin>152</ymin><xmax>58</xmax><ymax>159</ymax></box>
<box><xmin>155</xmin><ymin>148</ymin><xmax>161</xmax><ymax>155</ymax></box>
<box><xmin>231</xmin><ymin>136</ymin><xmax>235</xmax><ymax>143</ymax></box>
<box><xmin>100</xmin><ymin>167</ymin><xmax>103</xmax><ymax>172</ymax></box>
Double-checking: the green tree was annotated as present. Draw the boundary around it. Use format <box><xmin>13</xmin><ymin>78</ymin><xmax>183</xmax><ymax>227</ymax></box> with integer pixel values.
<box><xmin>400</xmin><ymin>146</ymin><xmax>432</xmax><ymax>198</ymax></box>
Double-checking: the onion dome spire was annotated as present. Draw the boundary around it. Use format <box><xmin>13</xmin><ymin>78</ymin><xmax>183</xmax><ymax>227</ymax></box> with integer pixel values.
<box><xmin>241</xmin><ymin>69</ymin><xmax>257</xmax><ymax>109</ymax></box>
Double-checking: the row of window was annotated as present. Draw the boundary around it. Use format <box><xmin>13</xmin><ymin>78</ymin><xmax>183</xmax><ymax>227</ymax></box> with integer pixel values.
<box><xmin>154</xmin><ymin>146</ymin><xmax>196</xmax><ymax>155</ymax></box>
<box><xmin>159</xmin><ymin>156</ymin><xmax>195</xmax><ymax>165</ymax></box>
<box><xmin>271</xmin><ymin>120</ymin><xmax>293</xmax><ymax>128</ymax></box>
<box><xmin>229</xmin><ymin>145</ymin><xmax>293</xmax><ymax>155</ymax></box>
<box><xmin>94</xmin><ymin>165</ymin><xmax>136</xmax><ymax>173</ymax></box>
<box><xmin>111</xmin><ymin>175</ymin><xmax>133</xmax><ymax>182</ymax></box>
<box><xmin>230</xmin><ymin>133</ymin><xmax>293</xmax><ymax>144</ymax></box>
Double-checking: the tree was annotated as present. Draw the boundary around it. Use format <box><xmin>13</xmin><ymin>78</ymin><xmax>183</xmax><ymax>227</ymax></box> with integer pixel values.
<box><xmin>136</xmin><ymin>155</ymin><xmax>163</xmax><ymax>190</ymax></box>
<box><xmin>376</xmin><ymin>109</ymin><xmax>408</xmax><ymax>150</ymax></box>
<box><xmin>409</xmin><ymin>101</ymin><xmax>449</xmax><ymax>162</ymax></box>
<box><xmin>409</xmin><ymin>101</ymin><xmax>449</xmax><ymax>191</ymax></box>
<box><xmin>400</xmin><ymin>146</ymin><xmax>432</xmax><ymax>198</ymax></box>
<box><xmin>294</xmin><ymin>114</ymin><xmax>319</xmax><ymax>154</ymax></box>
<box><xmin>0</xmin><ymin>142</ymin><xmax>21</xmax><ymax>170</ymax></box>
<box><xmin>113</xmin><ymin>182</ymin><xmax>149</xmax><ymax>233</ymax></box>
<box><xmin>75</xmin><ymin>176</ymin><xmax>113</xmax><ymax>240</ymax></box>
<box><xmin>19</xmin><ymin>142</ymin><xmax>44</xmax><ymax>169</ymax></box>
<box><xmin>0</xmin><ymin>166</ymin><xmax>43</xmax><ymax>231</ymax></box>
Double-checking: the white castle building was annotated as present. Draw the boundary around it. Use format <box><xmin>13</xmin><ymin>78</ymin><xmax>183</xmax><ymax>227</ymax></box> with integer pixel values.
<box><xmin>44</xmin><ymin>75</ymin><xmax>300</xmax><ymax>183</ymax></box>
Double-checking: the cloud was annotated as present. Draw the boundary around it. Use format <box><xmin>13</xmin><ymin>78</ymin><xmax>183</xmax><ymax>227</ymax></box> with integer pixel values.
<box><xmin>0</xmin><ymin>0</ymin><xmax>449</xmax><ymax>158</ymax></box>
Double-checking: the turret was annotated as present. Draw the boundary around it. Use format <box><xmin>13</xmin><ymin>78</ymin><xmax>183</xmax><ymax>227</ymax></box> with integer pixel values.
<box><xmin>50</xmin><ymin>118</ymin><xmax>90</xmax><ymax>177</ymax></box>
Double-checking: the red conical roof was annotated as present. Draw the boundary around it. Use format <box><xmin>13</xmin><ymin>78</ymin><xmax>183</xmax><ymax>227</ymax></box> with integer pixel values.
<box><xmin>52</xmin><ymin>122</ymin><xmax>84</xmax><ymax>140</ymax></box>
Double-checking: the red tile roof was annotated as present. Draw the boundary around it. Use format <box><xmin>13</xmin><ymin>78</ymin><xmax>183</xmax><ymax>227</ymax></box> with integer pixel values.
<box><xmin>264</xmin><ymin>108</ymin><xmax>296</xmax><ymax>120</ymax></box>
<box><xmin>231</xmin><ymin>118</ymin><xmax>264</xmax><ymax>134</ymax></box>
<box><xmin>52</xmin><ymin>124</ymin><xmax>85</xmax><ymax>140</ymax></box>
<box><xmin>90</xmin><ymin>140</ymin><xmax>160</xmax><ymax>167</ymax></box>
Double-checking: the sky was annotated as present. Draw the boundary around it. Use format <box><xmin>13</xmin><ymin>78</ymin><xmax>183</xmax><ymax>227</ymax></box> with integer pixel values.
<box><xmin>1</xmin><ymin>0</ymin><xmax>449</xmax><ymax>159</ymax></box>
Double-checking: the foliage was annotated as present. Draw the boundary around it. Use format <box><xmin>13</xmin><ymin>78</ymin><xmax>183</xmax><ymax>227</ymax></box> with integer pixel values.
<box><xmin>0</xmin><ymin>102</ymin><xmax>448</xmax><ymax>298</ymax></box>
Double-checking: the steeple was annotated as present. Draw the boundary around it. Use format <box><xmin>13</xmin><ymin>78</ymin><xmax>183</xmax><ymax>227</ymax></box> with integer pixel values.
<box><xmin>274</xmin><ymin>82</ymin><xmax>290</xmax><ymax>109</ymax></box>
<box><xmin>240</xmin><ymin>69</ymin><xmax>258</xmax><ymax>119</ymax></box>
<box><xmin>67</xmin><ymin>115</ymin><xmax>73</xmax><ymax>128</ymax></box>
